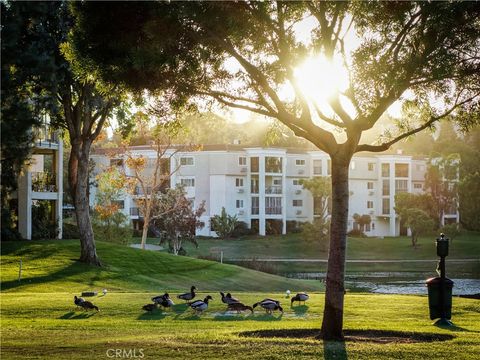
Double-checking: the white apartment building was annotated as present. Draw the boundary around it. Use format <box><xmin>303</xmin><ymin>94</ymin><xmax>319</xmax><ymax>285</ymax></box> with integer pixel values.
<box><xmin>15</xmin><ymin>124</ymin><xmax>63</xmax><ymax>240</ymax></box>
<box><xmin>90</xmin><ymin>145</ymin><xmax>458</xmax><ymax>238</ymax></box>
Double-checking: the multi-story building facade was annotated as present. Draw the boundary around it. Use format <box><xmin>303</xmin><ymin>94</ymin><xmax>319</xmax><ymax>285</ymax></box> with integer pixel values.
<box><xmin>15</xmin><ymin>123</ymin><xmax>63</xmax><ymax>239</ymax></box>
<box><xmin>90</xmin><ymin>145</ymin><xmax>458</xmax><ymax>238</ymax></box>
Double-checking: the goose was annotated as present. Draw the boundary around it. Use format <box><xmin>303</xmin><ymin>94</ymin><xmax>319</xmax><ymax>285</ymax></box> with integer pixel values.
<box><xmin>220</xmin><ymin>292</ymin><xmax>240</xmax><ymax>305</ymax></box>
<box><xmin>79</xmin><ymin>299</ymin><xmax>99</xmax><ymax>311</ymax></box>
<box><xmin>74</xmin><ymin>296</ymin><xmax>85</xmax><ymax>310</ymax></box>
<box><xmin>189</xmin><ymin>295</ymin><xmax>213</xmax><ymax>314</ymax></box>
<box><xmin>253</xmin><ymin>299</ymin><xmax>283</xmax><ymax>314</ymax></box>
<box><xmin>291</xmin><ymin>292</ymin><xmax>309</xmax><ymax>306</ymax></box>
<box><xmin>227</xmin><ymin>302</ymin><xmax>253</xmax><ymax>314</ymax></box>
<box><xmin>226</xmin><ymin>293</ymin><xmax>240</xmax><ymax>303</ymax></box>
<box><xmin>142</xmin><ymin>303</ymin><xmax>158</xmax><ymax>312</ymax></box>
<box><xmin>152</xmin><ymin>292</ymin><xmax>170</xmax><ymax>304</ymax></box>
<box><xmin>177</xmin><ymin>286</ymin><xmax>196</xmax><ymax>302</ymax></box>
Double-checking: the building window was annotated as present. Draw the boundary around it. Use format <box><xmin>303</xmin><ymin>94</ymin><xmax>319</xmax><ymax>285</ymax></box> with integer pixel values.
<box><xmin>372</xmin><ymin>223</ymin><xmax>375</xmax><ymax>231</ymax></box>
<box><xmin>180</xmin><ymin>157</ymin><xmax>194</xmax><ymax>166</ymax></box>
<box><xmin>382</xmin><ymin>198</ymin><xmax>390</xmax><ymax>215</ymax></box>
<box><xmin>180</xmin><ymin>178</ymin><xmax>195</xmax><ymax>187</ymax></box>
<box><xmin>367</xmin><ymin>182</ymin><xmax>374</xmax><ymax>190</ymax></box>
<box><xmin>365</xmin><ymin>223</ymin><xmax>371</xmax><ymax>232</ymax></box>
<box><xmin>368</xmin><ymin>162</ymin><xmax>375</xmax><ymax>171</ymax></box>
<box><xmin>251</xmin><ymin>197</ymin><xmax>259</xmax><ymax>215</ymax></box>
<box><xmin>236</xmin><ymin>200</ymin><xmax>244</xmax><ymax>209</ymax></box>
<box><xmin>265</xmin><ymin>156</ymin><xmax>282</xmax><ymax>173</ymax></box>
<box><xmin>250</xmin><ymin>157</ymin><xmax>259</xmax><ymax>173</ymax></box>
<box><xmin>395</xmin><ymin>179</ymin><xmax>408</xmax><ymax>193</ymax></box>
<box><xmin>367</xmin><ymin>201</ymin><xmax>374</xmax><ymax>209</ymax></box>
<box><xmin>239</xmin><ymin>156</ymin><xmax>247</xmax><ymax>166</ymax></box>
<box><xmin>395</xmin><ymin>163</ymin><xmax>409</xmax><ymax>177</ymax></box>
<box><xmin>272</xmin><ymin>178</ymin><xmax>282</xmax><ymax>186</ymax></box>
<box><xmin>293</xmin><ymin>179</ymin><xmax>301</xmax><ymax>186</ymax></box>
<box><xmin>296</xmin><ymin>159</ymin><xmax>306</xmax><ymax>166</ymax></box>
<box><xmin>382</xmin><ymin>163</ymin><xmax>390</xmax><ymax>177</ymax></box>
<box><xmin>293</xmin><ymin>199</ymin><xmax>303</xmax><ymax>207</ymax></box>
<box><xmin>313</xmin><ymin>160</ymin><xmax>322</xmax><ymax>175</ymax></box>
<box><xmin>266</xmin><ymin>197</ymin><xmax>282</xmax><ymax>214</ymax></box>
<box><xmin>414</xmin><ymin>183</ymin><xmax>423</xmax><ymax>189</ymax></box>
<box><xmin>235</xmin><ymin>178</ymin><xmax>244</xmax><ymax>187</ymax></box>
<box><xmin>382</xmin><ymin>179</ymin><xmax>390</xmax><ymax>196</ymax></box>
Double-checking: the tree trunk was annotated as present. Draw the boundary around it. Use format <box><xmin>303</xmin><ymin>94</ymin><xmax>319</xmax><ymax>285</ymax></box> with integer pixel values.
<box><xmin>141</xmin><ymin>202</ymin><xmax>151</xmax><ymax>250</ymax></box>
<box><xmin>69</xmin><ymin>143</ymin><xmax>101</xmax><ymax>266</ymax></box>
<box><xmin>320</xmin><ymin>156</ymin><xmax>350</xmax><ymax>340</ymax></box>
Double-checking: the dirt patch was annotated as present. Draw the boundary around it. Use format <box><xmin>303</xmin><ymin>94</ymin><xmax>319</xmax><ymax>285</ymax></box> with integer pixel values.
<box><xmin>239</xmin><ymin>329</ymin><xmax>455</xmax><ymax>344</ymax></box>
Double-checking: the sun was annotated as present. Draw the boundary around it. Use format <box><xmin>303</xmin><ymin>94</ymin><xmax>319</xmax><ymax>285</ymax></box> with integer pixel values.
<box><xmin>294</xmin><ymin>54</ymin><xmax>350</xmax><ymax>104</ymax></box>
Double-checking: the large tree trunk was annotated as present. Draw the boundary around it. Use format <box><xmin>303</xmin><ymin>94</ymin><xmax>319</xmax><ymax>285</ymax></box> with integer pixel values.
<box><xmin>69</xmin><ymin>142</ymin><xmax>101</xmax><ymax>266</ymax></box>
<box><xmin>320</xmin><ymin>156</ymin><xmax>350</xmax><ymax>340</ymax></box>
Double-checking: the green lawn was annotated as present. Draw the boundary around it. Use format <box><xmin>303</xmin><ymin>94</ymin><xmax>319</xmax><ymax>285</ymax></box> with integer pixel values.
<box><xmin>1</xmin><ymin>291</ymin><xmax>479</xmax><ymax>359</ymax></box>
<box><xmin>0</xmin><ymin>240</ymin><xmax>321</xmax><ymax>293</ymax></box>
<box><xmin>136</xmin><ymin>232</ymin><xmax>480</xmax><ymax>275</ymax></box>
<box><xmin>1</xmin><ymin>240</ymin><xmax>479</xmax><ymax>359</ymax></box>
<box><xmin>138</xmin><ymin>232</ymin><xmax>480</xmax><ymax>260</ymax></box>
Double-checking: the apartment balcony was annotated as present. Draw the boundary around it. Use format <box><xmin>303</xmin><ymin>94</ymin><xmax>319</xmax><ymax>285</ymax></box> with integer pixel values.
<box><xmin>251</xmin><ymin>207</ymin><xmax>259</xmax><ymax>215</ymax></box>
<box><xmin>32</xmin><ymin>172</ymin><xmax>57</xmax><ymax>192</ymax></box>
<box><xmin>34</xmin><ymin>125</ymin><xmax>59</xmax><ymax>149</ymax></box>
<box><xmin>266</xmin><ymin>206</ymin><xmax>282</xmax><ymax>215</ymax></box>
<box><xmin>265</xmin><ymin>186</ymin><xmax>282</xmax><ymax>194</ymax></box>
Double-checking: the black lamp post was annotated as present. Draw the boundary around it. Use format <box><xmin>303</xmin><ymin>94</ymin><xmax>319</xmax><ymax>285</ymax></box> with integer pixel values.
<box><xmin>426</xmin><ymin>233</ymin><xmax>454</xmax><ymax>326</ymax></box>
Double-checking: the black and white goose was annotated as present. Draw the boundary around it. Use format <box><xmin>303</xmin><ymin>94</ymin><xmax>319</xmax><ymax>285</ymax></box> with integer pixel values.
<box><xmin>177</xmin><ymin>286</ymin><xmax>196</xmax><ymax>302</ymax></box>
<box><xmin>189</xmin><ymin>295</ymin><xmax>213</xmax><ymax>314</ymax></box>
<box><xmin>152</xmin><ymin>292</ymin><xmax>170</xmax><ymax>304</ymax></box>
<box><xmin>253</xmin><ymin>299</ymin><xmax>283</xmax><ymax>314</ymax></box>
<box><xmin>291</xmin><ymin>292</ymin><xmax>309</xmax><ymax>306</ymax></box>
<box><xmin>220</xmin><ymin>292</ymin><xmax>240</xmax><ymax>305</ymax></box>
<box><xmin>160</xmin><ymin>293</ymin><xmax>175</xmax><ymax>309</ymax></box>
<box><xmin>74</xmin><ymin>295</ymin><xmax>85</xmax><ymax>310</ymax></box>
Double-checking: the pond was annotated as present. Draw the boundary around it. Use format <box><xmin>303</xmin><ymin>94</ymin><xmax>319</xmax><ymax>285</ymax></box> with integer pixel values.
<box><xmin>286</xmin><ymin>271</ymin><xmax>480</xmax><ymax>295</ymax></box>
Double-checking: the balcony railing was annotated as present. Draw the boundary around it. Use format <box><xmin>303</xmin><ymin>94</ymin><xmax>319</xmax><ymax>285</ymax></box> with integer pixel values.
<box><xmin>265</xmin><ymin>186</ymin><xmax>282</xmax><ymax>194</ymax></box>
<box><xmin>32</xmin><ymin>172</ymin><xmax>57</xmax><ymax>192</ymax></box>
<box><xmin>266</xmin><ymin>206</ymin><xmax>282</xmax><ymax>215</ymax></box>
<box><xmin>34</xmin><ymin>125</ymin><xmax>59</xmax><ymax>145</ymax></box>
<box><xmin>251</xmin><ymin>207</ymin><xmax>259</xmax><ymax>215</ymax></box>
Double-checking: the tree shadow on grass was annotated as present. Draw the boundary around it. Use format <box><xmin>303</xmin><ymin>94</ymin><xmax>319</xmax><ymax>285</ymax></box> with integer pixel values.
<box><xmin>239</xmin><ymin>328</ymin><xmax>455</xmax><ymax>344</ymax></box>
<box><xmin>59</xmin><ymin>311</ymin><xmax>96</xmax><ymax>320</ymax></box>
<box><xmin>137</xmin><ymin>310</ymin><xmax>167</xmax><ymax>321</ymax></box>
<box><xmin>323</xmin><ymin>340</ymin><xmax>348</xmax><ymax>360</ymax></box>
<box><xmin>213</xmin><ymin>312</ymin><xmax>254</xmax><ymax>321</ymax></box>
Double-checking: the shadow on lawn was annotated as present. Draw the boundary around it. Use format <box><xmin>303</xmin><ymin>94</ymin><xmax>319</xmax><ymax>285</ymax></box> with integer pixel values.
<box><xmin>291</xmin><ymin>304</ymin><xmax>309</xmax><ymax>316</ymax></box>
<box><xmin>59</xmin><ymin>311</ymin><xmax>96</xmax><ymax>320</ymax></box>
<box><xmin>239</xmin><ymin>328</ymin><xmax>455</xmax><ymax>344</ymax></box>
<box><xmin>137</xmin><ymin>310</ymin><xmax>167</xmax><ymax>321</ymax></box>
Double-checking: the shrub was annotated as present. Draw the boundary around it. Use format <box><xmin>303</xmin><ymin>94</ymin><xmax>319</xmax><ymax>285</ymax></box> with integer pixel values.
<box><xmin>62</xmin><ymin>223</ymin><xmax>80</xmax><ymax>239</ymax></box>
<box><xmin>347</xmin><ymin>228</ymin><xmax>366</xmax><ymax>238</ymax></box>
<box><xmin>92</xmin><ymin>211</ymin><xmax>132</xmax><ymax>245</ymax></box>
<box><xmin>210</xmin><ymin>207</ymin><xmax>238</xmax><ymax>239</ymax></box>
<box><xmin>301</xmin><ymin>218</ymin><xmax>330</xmax><ymax>250</ymax></box>
<box><xmin>231</xmin><ymin>221</ymin><xmax>256</xmax><ymax>238</ymax></box>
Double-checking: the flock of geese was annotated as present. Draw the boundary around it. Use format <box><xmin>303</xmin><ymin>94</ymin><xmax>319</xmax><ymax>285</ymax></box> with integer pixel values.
<box><xmin>73</xmin><ymin>286</ymin><xmax>309</xmax><ymax>315</ymax></box>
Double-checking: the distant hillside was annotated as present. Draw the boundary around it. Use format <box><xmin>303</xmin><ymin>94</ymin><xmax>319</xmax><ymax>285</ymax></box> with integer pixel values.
<box><xmin>0</xmin><ymin>240</ymin><xmax>322</xmax><ymax>293</ymax></box>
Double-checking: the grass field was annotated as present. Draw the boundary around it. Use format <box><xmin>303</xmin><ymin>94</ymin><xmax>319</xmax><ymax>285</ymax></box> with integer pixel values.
<box><xmin>0</xmin><ymin>240</ymin><xmax>321</xmax><ymax>293</ymax></box>
<box><xmin>1</xmin><ymin>291</ymin><xmax>479</xmax><ymax>359</ymax></box>
<box><xmin>1</xmin><ymin>240</ymin><xmax>480</xmax><ymax>359</ymax></box>
<box><xmin>136</xmin><ymin>232</ymin><xmax>480</xmax><ymax>275</ymax></box>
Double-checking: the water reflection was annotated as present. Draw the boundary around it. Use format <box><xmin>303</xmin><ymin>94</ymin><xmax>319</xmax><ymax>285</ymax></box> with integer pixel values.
<box><xmin>287</xmin><ymin>272</ymin><xmax>480</xmax><ymax>295</ymax></box>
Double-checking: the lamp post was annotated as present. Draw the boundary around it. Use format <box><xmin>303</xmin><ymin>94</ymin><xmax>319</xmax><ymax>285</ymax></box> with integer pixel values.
<box><xmin>426</xmin><ymin>233</ymin><xmax>454</xmax><ymax>326</ymax></box>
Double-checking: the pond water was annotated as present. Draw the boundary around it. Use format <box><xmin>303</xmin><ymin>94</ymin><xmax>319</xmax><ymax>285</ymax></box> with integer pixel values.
<box><xmin>286</xmin><ymin>272</ymin><xmax>480</xmax><ymax>295</ymax></box>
